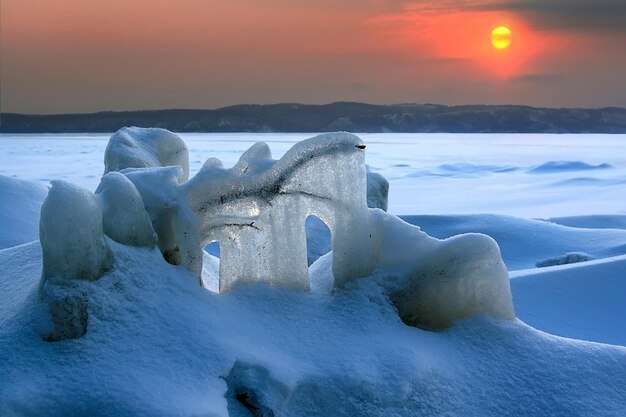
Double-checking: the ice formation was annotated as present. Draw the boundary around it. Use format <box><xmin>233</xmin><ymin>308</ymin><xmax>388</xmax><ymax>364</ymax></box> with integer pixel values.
<box><xmin>38</xmin><ymin>126</ymin><xmax>514</xmax><ymax>335</ymax></box>
<box><xmin>95</xmin><ymin>172</ymin><xmax>156</xmax><ymax>247</ymax></box>
<box><xmin>110</xmin><ymin>132</ymin><xmax>375</xmax><ymax>291</ymax></box>
<box><xmin>40</xmin><ymin>180</ymin><xmax>112</xmax><ymax>281</ymax></box>
<box><xmin>182</xmin><ymin>133</ymin><xmax>374</xmax><ymax>291</ymax></box>
<box><xmin>39</xmin><ymin>180</ymin><xmax>113</xmax><ymax>340</ymax></box>
<box><xmin>366</xmin><ymin>167</ymin><xmax>389</xmax><ymax>211</ymax></box>
<box><xmin>104</xmin><ymin>126</ymin><xmax>189</xmax><ymax>182</ymax></box>
<box><xmin>392</xmin><ymin>233</ymin><xmax>514</xmax><ymax>329</ymax></box>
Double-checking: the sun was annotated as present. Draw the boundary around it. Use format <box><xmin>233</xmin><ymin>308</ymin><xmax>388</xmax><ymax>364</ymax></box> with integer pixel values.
<box><xmin>491</xmin><ymin>26</ymin><xmax>511</xmax><ymax>49</ymax></box>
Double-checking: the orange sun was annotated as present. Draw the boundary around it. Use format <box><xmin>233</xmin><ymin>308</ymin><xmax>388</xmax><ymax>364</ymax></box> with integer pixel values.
<box><xmin>491</xmin><ymin>26</ymin><xmax>511</xmax><ymax>49</ymax></box>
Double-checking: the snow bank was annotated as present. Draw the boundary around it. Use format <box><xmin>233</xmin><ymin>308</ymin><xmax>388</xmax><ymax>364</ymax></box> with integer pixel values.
<box><xmin>0</xmin><ymin>239</ymin><xmax>624</xmax><ymax>416</ymax></box>
<box><xmin>511</xmin><ymin>255</ymin><xmax>626</xmax><ymax>346</ymax></box>
<box><xmin>528</xmin><ymin>160</ymin><xmax>612</xmax><ymax>174</ymax></box>
<box><xmin>402</xmin><ymin>214</ymin><xmax>626</xmax><ymax>270</ymax></box>
<box><xmin>536</xmin><ymin>251</ymin><xmax>592</xmax><ymax>267</ymax></box>
<box><xmin>547</xmin><ymin>214</ymin><xmax>626</xmax><ymax>230</ymax></box>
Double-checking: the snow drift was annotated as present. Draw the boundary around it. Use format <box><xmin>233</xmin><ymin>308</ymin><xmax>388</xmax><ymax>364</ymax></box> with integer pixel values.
<box><xmin>3</xmin><ymin>129</ymin><xmax>625</xmax><ymax>416</ymax></box>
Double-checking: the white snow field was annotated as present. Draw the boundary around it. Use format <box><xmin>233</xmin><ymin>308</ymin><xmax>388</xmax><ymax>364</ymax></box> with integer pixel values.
<box><xmin>1</xmin><ymin>132</ymin><xmax>626</xmax><ymax>416</ymax></box>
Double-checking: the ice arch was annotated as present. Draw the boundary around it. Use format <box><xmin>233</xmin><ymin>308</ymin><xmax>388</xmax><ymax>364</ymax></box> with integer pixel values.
<box><xmin>180</xmin><ymin>133</ymin><xmax>374</xmax><ymax>291</ymax></box>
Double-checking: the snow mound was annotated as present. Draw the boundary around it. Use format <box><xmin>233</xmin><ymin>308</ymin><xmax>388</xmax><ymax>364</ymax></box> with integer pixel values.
<box><xmin>528</xmin><ymin>160</ymin><xmax>612</xmax><ymax>174</ymax></box>
<box><xmin>511</xmin><ymin>255</ymin><xmax>626</xmax><ymax>345</ymax></box>
<box><xmin>536</xmin><ymin>251</ymin><xmax>593</xmax><ymax>267</ymax></box>
<box><xmin>402</xmin><ymin>214</ymin><xmax>626</xmax><ymax>271</ymax></box>
<box><xmin>547</xmin><ymin>214</ymin><xmax>626</xmax><ymax>230</ymax></box>
<box><xmin>392</xmin><ymin>233</ymin><xmax>513</xmax><ymax>330</ymax></box>
<box><xmin>0</xmin><ymin>175</ymin><xmax>48</xmax><ymax>249</ymax></box>
<box><xmin>436</xmin><ymin>163</ymin><xmax>518</xmax><ymax>175</ymax></box>
<box><xmin>0</xmin><ymin>238</ymin><xmax>624</xmax><ymax>416</ymax></box>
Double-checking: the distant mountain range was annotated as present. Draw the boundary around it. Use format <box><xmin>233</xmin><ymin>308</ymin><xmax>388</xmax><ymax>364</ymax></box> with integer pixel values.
<box><xmin>2</xmin><ymin>102</ymin><xmax>626</xmax><ymax>133</ymax></box>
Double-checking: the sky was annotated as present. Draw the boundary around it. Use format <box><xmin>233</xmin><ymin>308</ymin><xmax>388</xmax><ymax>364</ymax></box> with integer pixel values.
<box><xmin>2</xmin><ymin>0</ymin><xmax>626</xmax><ymax>114</ymax></box>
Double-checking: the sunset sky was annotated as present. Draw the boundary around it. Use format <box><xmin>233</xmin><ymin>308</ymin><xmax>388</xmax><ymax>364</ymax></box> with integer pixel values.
<box><xmin>2</xmin><ymin>0</ymin><xmax>626</xmax><ymax>114</ymax></box>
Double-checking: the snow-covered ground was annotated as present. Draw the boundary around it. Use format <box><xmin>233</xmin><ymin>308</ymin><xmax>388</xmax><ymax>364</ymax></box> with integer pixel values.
<box><xmin>1</xmin><ymin>133</ymin><xmax>625</xmax><ymax>416</ymax></box>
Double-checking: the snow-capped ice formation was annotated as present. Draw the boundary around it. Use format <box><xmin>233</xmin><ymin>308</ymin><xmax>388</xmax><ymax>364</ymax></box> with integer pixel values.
<box><xmin>38</xmin><ymin>127</ymin><xmax>514</xmax><ymax>334</ymax></box>
<box><xmin>95</xmin><ymin>172</ymin><xmax>157</xmax><ymax>247</ymax></box>
<box><xmin>120</xmin><ymin>166</ymin><xmax>187</xmax><ymax>264</ymax></box>
<box><xmin>40</xmin><ymin>180</ymin><xmax>112</xmax><ymax>282</ymax></box>
<box><xmin>39</xmin><ymin>180</ymin><xmax>113</xmax><ymax>340</ymax></box>
<box><xmin>392</xmin><ymin>233</ymin><xmax>514</xmax><ymax>329</ymax></box>
<box><xmin>365</xmin><ymin>209</ymin><xmax>514</xmax><ymax>329</ymax></box>
<box><xmin>102</xmin><ymin>130</ymin><xmax>374</xmax><ymax>291</ymax></box>
<box><xmin>104</xmin><ymin>126</ymin><xmax>190</xmax><ymax>182</ymax></box>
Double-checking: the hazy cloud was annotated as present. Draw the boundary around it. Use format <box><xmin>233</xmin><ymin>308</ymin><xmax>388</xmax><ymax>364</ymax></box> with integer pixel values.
<box><xmin>397</xmin><ymin>0</ymin><xmax>626</xmax><ymax>32</ymax></box>
<box><xmin>474</xmin><ymin>0</ymin><xmax>626</xmax><ymax>33</ymax></box>
<box><xmin>510</xmin><ymin>73</ymin><xmax>565</xmax><ymax>83</ymax></box>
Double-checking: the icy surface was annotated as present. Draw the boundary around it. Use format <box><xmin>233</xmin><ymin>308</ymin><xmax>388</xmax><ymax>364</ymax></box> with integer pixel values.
<box><xmin>4</xmin><ymin>132</ymin><xmax>626</xmax><ymax>218</ymax></box>
<box><xmin>104</xmin><ymin>127</ymin><xmax>190</xmax><ymax>182</ymax></box>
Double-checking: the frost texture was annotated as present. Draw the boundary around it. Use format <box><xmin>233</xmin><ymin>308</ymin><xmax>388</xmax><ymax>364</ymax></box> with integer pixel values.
<box><xmin>40</xmin><ymin>180</ymin><xmax>112</xmax><ymax>281</ymax></box>
<box><xmin>104</xmin><ymin>126</ymin><xmax>189</xmax><ymax>182</ymax></box>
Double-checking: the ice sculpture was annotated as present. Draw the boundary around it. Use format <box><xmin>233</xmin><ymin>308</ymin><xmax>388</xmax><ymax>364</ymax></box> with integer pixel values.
<box><xmin>38</xmin><ymin>126</ymin><xmax>514</xmax><ymax>332</ymax></box>
<box><xmin>104</xmin><ymin>127</ymin><xmax>189</xmax><ymax>182</ymax></box>
<box><xmin>112</xmin><ymin>132</ymin><xmax>375</xmax><ymax>291</ymax></box>
<box><xmin>184</xmin><ymin>133</ymin><xmax>374</xmax><ymax>291</ymax></box>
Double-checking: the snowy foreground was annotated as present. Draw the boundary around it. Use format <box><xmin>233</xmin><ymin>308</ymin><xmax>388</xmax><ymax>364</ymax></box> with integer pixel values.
<box><xmin>1</xmin><ymin>132</ymin><xmax>626</xmax><ymax>416</ymax></box>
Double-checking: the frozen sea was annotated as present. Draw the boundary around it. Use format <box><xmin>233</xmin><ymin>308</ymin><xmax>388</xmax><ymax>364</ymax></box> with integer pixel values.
<box><xmin>2</xmin><ymin>132</ymin><xmax>626</xmax><ymax>218</ymax></box>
